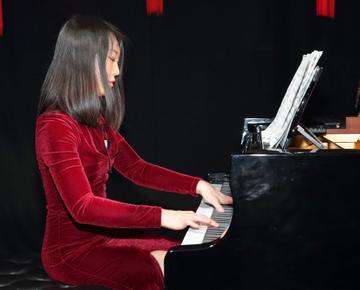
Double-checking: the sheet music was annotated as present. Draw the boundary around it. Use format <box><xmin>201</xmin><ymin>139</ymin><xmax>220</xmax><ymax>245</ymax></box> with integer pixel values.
<box><xmin>261</xmin><ymin>50</ymin><xmax>323</xmax><ymax>149</ymax></box>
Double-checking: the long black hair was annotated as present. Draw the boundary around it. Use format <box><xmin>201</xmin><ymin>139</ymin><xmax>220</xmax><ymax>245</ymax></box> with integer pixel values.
<box><xmin>38</xmin><ymin>15</ymin><xmax>126</xmax><ymax>129</ymax></box>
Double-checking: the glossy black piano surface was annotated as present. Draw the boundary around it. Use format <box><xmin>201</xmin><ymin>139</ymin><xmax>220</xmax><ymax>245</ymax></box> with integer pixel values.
<box><xmin>165</xmin><ymin>149</ymin><xmax>360</xmax><ymax>290</ymax></box>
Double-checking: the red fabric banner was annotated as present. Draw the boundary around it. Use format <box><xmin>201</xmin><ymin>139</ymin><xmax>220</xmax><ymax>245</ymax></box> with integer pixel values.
<box><xmin>0</xmin><ymin>0</ymin><xmax>3</xmax><ymax>36</ymax></box>
<box><xmin>146</xmin><ymin>0</ymin><xmax>163</xmax><ymax>16</ymax></box>
<box><xmin>316</xmin><ymin>0</ymin><xmax>335</xmax><ymax>18</ymax></box>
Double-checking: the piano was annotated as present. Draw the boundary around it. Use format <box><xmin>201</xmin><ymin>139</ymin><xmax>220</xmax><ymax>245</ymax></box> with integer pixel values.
<box><xmin>164</xmin><ymin>117</ymin><xmax>360</xmax><ymax>290</ymax></box>
<box><xmin>164</xmin><ymin>53</ymin><xmax>360</xmax><ymax>288</ymax></box>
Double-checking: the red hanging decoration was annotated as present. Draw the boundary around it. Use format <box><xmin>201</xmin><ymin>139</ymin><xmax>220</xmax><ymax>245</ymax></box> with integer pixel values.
<box><xmin>316</xmin><ymin>0</ymin><xmax>335</xmax><ymax>18</ymax></box>
<box><xmin>146</xmin><ymin>0</ymin><xmax>163</xmax><ymax>16</ymax></box>
<box><xmin>0</xmin><ymin>0</ymin><xmax>3</xmax><ymax>36</ymax></box>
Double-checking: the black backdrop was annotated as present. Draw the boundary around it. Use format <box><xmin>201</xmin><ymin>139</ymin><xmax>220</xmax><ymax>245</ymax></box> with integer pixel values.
<box><xmin>0</xmin><ymin>0</ymin><xmax>359</xmax><ymax>256</ymax></box>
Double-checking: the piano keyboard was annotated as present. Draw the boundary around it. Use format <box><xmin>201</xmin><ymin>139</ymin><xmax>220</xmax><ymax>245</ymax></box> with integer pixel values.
<box><xmin>181</xmin><ymin>181</ymin><xmax>233</xmax><ymax>245</ymax></box>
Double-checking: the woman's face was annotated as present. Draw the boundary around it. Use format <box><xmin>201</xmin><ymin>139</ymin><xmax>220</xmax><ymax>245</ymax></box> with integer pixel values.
<box><xmin>97</xmin><ymin>34</ymin><xmax>121</xmax><ymax>96</ymax></box>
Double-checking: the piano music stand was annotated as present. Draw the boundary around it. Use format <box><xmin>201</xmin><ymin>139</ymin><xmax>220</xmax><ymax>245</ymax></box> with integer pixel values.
<box><xmin>283</xmin><ymin>66</ymin><xmax>325</xmax><ymax>149</ymax></box>
<box><xmin>294</xmin><ymin>124</ymin><xmax>325</xmax><ymax>149</ymax></box>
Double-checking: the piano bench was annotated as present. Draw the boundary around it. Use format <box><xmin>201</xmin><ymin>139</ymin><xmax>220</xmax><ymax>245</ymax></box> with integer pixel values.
<box><xmin>0</xmin><ymin>253</ymin><xmax>110</xmax><ymax>289</ymax></box>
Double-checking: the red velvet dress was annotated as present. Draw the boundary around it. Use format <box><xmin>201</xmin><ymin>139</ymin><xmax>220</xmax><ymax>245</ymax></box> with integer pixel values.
<box><xmin>35</xmin><ymin>112</ymin><xmax>201</xmax><ymax>290</ymax></box>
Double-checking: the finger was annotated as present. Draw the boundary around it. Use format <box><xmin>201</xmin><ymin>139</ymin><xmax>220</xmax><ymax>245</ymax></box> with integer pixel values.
<box><xmin>226</xmin><ymin>196</ymin><xmax>233</xmax><ymax>204</ymax></box>
<box><xmin>213</xmin><ymin>201</ymin><xmax>224</xmax><ymax>213</ymax></box>
<box><xmin>198</xmin><ymin>216</ymin><xmax>219</xmax><ymax>227</ymax></box>
<box><xmin>220</xmin><ymin>195</ymin><xmax>233</xmax><ymax>205</ymax></box>
<box><xmin>208</xmin><ymin>219</ymin><xmax>219</xmax><ymax>227</ymax></box>
<box><xmin>194</xmin><ymin>215</ymin><xmax>219</xmax><ymax>227</ymax></box>
<box><xmin>215</xmin><ymin>191</ymin><xmax>231</xmax><ymax>203</ymax></box>
<box><xmin>193</xmin><ymin>214</ymin><xmax>209</xmax><ymax>224</ymax></box>
<box><xmin>187</xmin><ymin>220</ymin><xmax>200</xmax><ymax>229</ymax></box>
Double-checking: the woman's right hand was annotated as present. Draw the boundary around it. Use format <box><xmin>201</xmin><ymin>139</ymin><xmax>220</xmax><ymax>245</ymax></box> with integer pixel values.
<box><xmin>161</xmin><ymin>209</ymin><xmax>219</xmax><ymax>230</ymax></box>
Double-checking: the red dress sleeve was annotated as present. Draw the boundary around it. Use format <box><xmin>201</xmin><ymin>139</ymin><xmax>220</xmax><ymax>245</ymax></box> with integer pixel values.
<box><xmin>112</xmin><ymin>131</ymin><xmax>202</xmax><ymax>195</ymax></box>
<box><xmin>36</xmin><ymin>115</ymin><xmax>162</xmax><ymax>229</ymax></box>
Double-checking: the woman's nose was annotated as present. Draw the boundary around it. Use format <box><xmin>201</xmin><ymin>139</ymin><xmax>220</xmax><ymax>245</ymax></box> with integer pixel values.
<box><xmin>113</xmin><ymin>63</ymin><xmax>120</xmax><ymax>77</ymax></box>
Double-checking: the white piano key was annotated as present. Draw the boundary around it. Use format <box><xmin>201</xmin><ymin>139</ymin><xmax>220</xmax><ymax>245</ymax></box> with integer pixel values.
<box><xmin>181</xmin><ymin>225</ymin><xmax>208</xmax><ymax>245</ymax></box>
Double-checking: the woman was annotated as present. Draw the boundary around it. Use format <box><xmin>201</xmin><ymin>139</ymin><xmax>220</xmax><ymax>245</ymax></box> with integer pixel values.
<box><xmin>35</xmin><ymin>15</ymin><xmax>232</xmax><ymax>290</ymax></box>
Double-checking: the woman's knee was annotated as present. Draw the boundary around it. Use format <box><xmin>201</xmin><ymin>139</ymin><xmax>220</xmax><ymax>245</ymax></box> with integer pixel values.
<box><xmin>150</xmin><ymin>250</ymin><xmax>166</xmax><ymax>276</ymax></box>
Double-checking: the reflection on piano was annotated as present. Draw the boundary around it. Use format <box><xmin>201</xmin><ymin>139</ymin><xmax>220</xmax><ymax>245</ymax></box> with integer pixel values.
<box><xmin>164</xmin><ymin>54</ymin><xmax>360</xmax><ymax>289</ymax></box>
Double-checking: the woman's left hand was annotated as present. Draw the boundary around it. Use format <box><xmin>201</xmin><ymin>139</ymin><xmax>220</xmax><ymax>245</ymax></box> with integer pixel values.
<box><xmin>195</xmin><ymin>180</ymin><xmax>233</xmax><ymax>212</ymax></box>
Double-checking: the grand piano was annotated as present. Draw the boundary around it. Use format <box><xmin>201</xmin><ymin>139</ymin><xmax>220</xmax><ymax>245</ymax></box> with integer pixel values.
<box><xmin>165</xmin><ymin>120</ymin><xmax>360</xmax><ymax>290</ymax></box>
<box><xmin>164</xmin><ymin>56</ymin><xmax>360</xmax><ymax>289</ymax></box>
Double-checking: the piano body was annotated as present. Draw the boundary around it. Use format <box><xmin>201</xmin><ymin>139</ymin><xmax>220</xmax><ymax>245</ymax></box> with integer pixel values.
<box><xmin>164</xmin><ymin>117</ymin><xmax>360</xmax><ymax>290</ymax></box>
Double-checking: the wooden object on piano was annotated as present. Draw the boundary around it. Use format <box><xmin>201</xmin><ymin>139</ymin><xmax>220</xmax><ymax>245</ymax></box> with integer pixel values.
<box><xmin>326</xmin><ymin>116</ymin><xmax>360</xmax><ymax>134</ymax></box>
<box><xmin>356</xmin><ymin>139</ymin><xmax>360</xmax><ymax>149</ymax></box>
<box><xmin>324</xmin><ymin>116</ymin><xmax>360</xmax><ymax>149</ymax></box>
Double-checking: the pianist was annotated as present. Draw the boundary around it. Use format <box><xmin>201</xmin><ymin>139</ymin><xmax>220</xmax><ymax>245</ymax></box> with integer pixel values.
<box><xmin>35</xmin><ymin>15</ymin><xmax>233</xmax><ymax>290</ymax></box>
